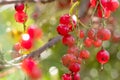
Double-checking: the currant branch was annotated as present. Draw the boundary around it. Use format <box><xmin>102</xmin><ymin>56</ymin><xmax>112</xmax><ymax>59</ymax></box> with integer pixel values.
<box><xmin>0</xmin><ymin>35</ymin><xmax>61</xmax><ymax>69</ymax></box>
<box><xmin>0</xmin><ymin>0</ymin><xmax>55</xmax><ymax>5</ymax></box>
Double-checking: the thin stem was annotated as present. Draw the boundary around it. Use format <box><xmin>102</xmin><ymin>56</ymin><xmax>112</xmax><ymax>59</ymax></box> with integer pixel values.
<box><xmin>89</xmin><ymin>1</ymin><xmax>99</xmax><ymax>27</ymax></box>
<box><xmin>99</xmin><ymin>64</ymin><xmax>104</xmax><ymax>71</ymax></box>
<box><xmin>23</xmin><ymin>23</ymin><xmax>26</xmax><ymax>32</ymax></box>
<box><xmin>79</xmin><ymin>20</ymin><xmax>89</xmax><ymax>29</ymax></box>
<box><xmin>98</xmin><ymin>0</ymin><xmax>106</xmax><ymax>27</ymax></box>
<box><xmin>0</xmin><ymin>0</ymin><xmax>55</xmax><ymax>5</ymax></box>
<box><xmin>23</xmin><ymin>3</ymin><xmax>28</xmax><ymax>32</ymax></box>
<box><xmin>69</xmin><ymin>1</ymin><xmax>80</xmax><ymax>15</ymax></box>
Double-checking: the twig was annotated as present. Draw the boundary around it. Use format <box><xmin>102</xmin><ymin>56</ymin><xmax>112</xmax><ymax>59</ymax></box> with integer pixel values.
<box><xmin>27</xmin><ymin>35</ymin><xmax>61</xmax><ymax>58</ymax></box>
<box><xmin>9</xmin><ymin>35</ymin><xmax>61</xmax><ymax>63</ymax></box>
<box><xmin>40</xmin><ymin>0</ymin><xmax>55</xmax><ymax>4</ymax></box>
<box><xmin>0</xmin><ymin>63</ymin><xmax>21</xmax><ymax>69</ymax></box>
<box><xmin>0</xmin><ymin>0</ymin><xmax>55</xmax><ymax>5</ymax></box>
<box><xmin>0</xmin><ymin>36</ymin><xmax>61</xmax><ymax>69</ymax></box>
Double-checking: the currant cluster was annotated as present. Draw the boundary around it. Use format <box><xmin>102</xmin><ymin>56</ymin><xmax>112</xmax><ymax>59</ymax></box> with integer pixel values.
<box><xmin>79</xmin><ymin>28</ymin><xmax>110</xmax><ymax>66</ymax></box>
<box><xmin>13</xmin><ymin>26</ymin><xmax>43</xmax><ymax>79</ymax></box>
<box><xmin>79</xmin><ymin>28</ymin><xmax>111</xmax><ymax>48</ymax></box>
<box><xmin>21</xmin><ymin>58</ymin><xmax>42</xmax><ymax>79</ymax></box>
<box><xmin>13</xmin><ymin>25</ymin><xmax>43</xmax><ymax>52</ymax></box>
<box><xmin>90</xmin><ymin>0</ymin><xmax>119</xmax><ymax>18</ymax></box>
<box><xmin>57</xmin><ymin>0</ymin><xmax>117</xmax><ymax>78</ymax></box>
<box><xmin>14</xmin><ymin>3</ymin><xmax>28</xmax><ymax>23</ymax></box>
<box><xmin>13</xmin><ymin>3</ymin><xmax>43</xmax><ymax>52</ymax></box>
<box><xmin>13</xmin><ymin>3</ymin><xmax>43</xmax><ymax>79</ymax></box>
<box><xmin>57</xmin><ymin>14</ymin><xmax>82</xmax><ymax>80</ymax></box>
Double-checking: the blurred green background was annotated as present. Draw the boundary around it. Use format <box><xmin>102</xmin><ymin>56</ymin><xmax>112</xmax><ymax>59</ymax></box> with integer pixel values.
<box><xmin>0</xmin><ymin>0</ymin><xmax>120</xmax><ymax>80</ymax></box>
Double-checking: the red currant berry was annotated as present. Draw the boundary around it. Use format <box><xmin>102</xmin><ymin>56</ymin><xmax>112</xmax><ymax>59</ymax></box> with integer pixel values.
<box><xmin>97</xmin><ymin>6</ymin><xmax>103</xmax><ymax>18</ymax></box>
<box><xmin>15</xmin><ymin>3</ymin><xmax>24</xmax><ymax>12</ymax></box>
<box><xmin>104</xmin><ymin>8</ymin><xmax>111</xmax><ymax>18</ymax></box>
<box><xmin>76</xmin><ymin>58</ymin><xmax>82</xmax><ymax>64</ymax></box>
<box><xmin>90</xmin><ymin>0</ymin><xmax>97</xmax><ymax>7</ymax></box>
<box><xmin>62</xmin><ymin>73</ymin><xmax>72</xmax><ymax>80</ymax></box>
<box><xmin>69</xmin><ymin>63</ymin><xmax>80</xmax><ymax>73</ymax></box>
<box><xmin>21</xmin><ymin>58</ymin><xmax>41</xmax><ymax>79</ymax></box>
<box><xmin>57</xmin><ymin>24</ymin><xmax>69</xmax><ymax>36</ymax></box>
<box><xmin>21</xmin><ymin>58</ymin><xmax>36</xmax><ymax>73</ymax></box>
<box><xmin>97</xmin><ymin>28</ymin><xmax>111</xmax><ymax>41</ymax></box>
<box><xmin>67</xmin><ymin>46</ymin><xmax>79</xmax><ymax>57</ymax></box>
<box><xmin>79</xmin><ymin>50</ymin><xmax>90</xmax><ymax>59</ymax></box>
<box><xmin>13</xmin><ymin>42</ymin><xmax>21</xmax><ymax>51</ymax></box>
<box><xmin>79</xmin><ymin>30</ymin><xmax>85</xmax><ymax>38</ymax></box>
<box><xmin>61</xmin><ymin>54</ymin><xmax>77</xmax><ymax>67</ymax></box>
<box><xmin>29</xmin><ymin>66</ymin><xmax>42</xmax><ymax>79</ymax></box>
<box><xmin>20</xmin><ymin>34</ymin><xmax>33</xmax><ymax>49</ymax></box>
<box><xmin>14</xmin><ymin>11</ymin><xmax>28</xmax><ymax>23</ymax></box>
<box><xmin>27</xmin><ymin>25</ymin><xmax>36</xmax><ymax>39</ymax></box>
<box><xmin>62</xmin><ymin>34</ymin><xmax>75</xmax><ymax>47</ymax></box>
<box><xmin>73</xmin><ymin>73</ymin><xmax>80</xmax><ymax>80</ymax></box>
<box><xmin>60</xmin><ymin>14</ymin><xmax>71</xmax><ymax>25</ymax></box>
<box><xmin>93</xmin><ymin>39</ymin><xmax>102</xmax><ymax>47</ymax></box>
<box><xmin>68</xmin><ymin>22</ymin><xmax>76</xmax><ymax>31</ymax></box>
<box><xmin>97</xmin><ymin>2</ymin><xmax>111</xmax><ymax>19</ymax></box>
<box><xmin>96</xmin><ymin>49</ymin><xmax>110</xmax><ymax>64</ymax></box>
<box><xmin>101</xmin><ymin>0</ymin><xmax>108</xmax><ymax>8</ymax></box>
<box><xmin>35</xmin><ymin>28</ymin><xmax>43</xmax><ymax>39</ymax></box>
<box><xmin>27</xmin><ymin>25</ymin><xmax>43</xmax><ymax>39</ymax></box>
<box><xmin>87</xmin><ymin>28</ymin><xmax>96</xmax><ymax>39</ymax></box>
<box><xmin>108</xmin><ymin>0</ymin><xmax>119</xmax><ymax>12</ymax></box>
<box><xmin>84</xmin><ymin>37</ymin><xmax>93</xmax><ymax>47</ymax></box>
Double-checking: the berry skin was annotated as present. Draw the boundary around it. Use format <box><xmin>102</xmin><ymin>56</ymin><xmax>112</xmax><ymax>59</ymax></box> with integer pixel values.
<box><xmin>90</xmin><ymin>0</ymin><xmax>97</xmax><ymax>7</ymax></box>
<box><xmin>61</xmin><ymin>54</ymin><xmax>77</xmax><ymax>67</ymax></box>
<box><xmin>97</xmin><ymin>6</ymin><xmax>111</xmax><ymax>18</ymax></box>
<box><xmin>15</xmin><ymin>3</ymin><xmax>24</xmax><ymax>12</ymax></box>
<box><xmin>97</xmin><ymin>6</ymin><xmax>103</xmax><ymax>18</ymax></box>
<box><xmin>84</xmin><ymin>37</ymin><xmax>93</xmax><ymax>47</ymax></box>
<box><xmin>60</xmin><ymin>14</ymin><xmax>71</xmax><ymax>25</ymax></box>
<box><xmin>76</xmin><ymin>58</ymin><xmax>82</xmax><ymax>64</ymax></box>
<box><xmin>69</xmin><ymin>63</ymin><xmax>80</xmax><ymax>73</ymax></box>
<box><xmin>59</xmin><ymin>14</ymin><xmax>77</xmax><ymax>31</ymax></box>
<box><xmin>96</xmin><ymin>49</ymin><xmax>110</xmax><ymax>64</ymax></box>
<box><xmin>97</xmin><ymin>0</ymin><xmax>111</xmax><ymax>19</ymax></box>
<box><xmin>13</xmin><ymin>42</ymin><xmax>21</xmax><ymax>51</ymax></box>
<box><xmin>104</xmin><ymin>8</ymin><xmax>111</xmax><ymax>18</ymax></box>
<box><xmin>73</xmin><ymin>73</ymin><xmax>80</xmax><ymax>80</ymax></box>
<box><xmin>87</xmin><ymin>28</ymin><xmax>96</xmax><ymax>39</ymax></box>
<box><xmin>62</xmin><ymin>34</ymin><xmax>75</xmax><ymax>47</ymax></box>
<box><xmin>20</xmin><ymin>34</ymin><xmax>33</xmax><ymax>49</ymax></box>
<box><xmin>67</xmin><ymin>46</ymin><xmax>79</xmax><ymax>57</ymax></box>
<box><xmin>62</xmin><ymin>73</ymin><xmax>72</xmax><ymax>80</ymax></box>
<box><xmin>107</xmin><ymin>0</ymin><xmax>119</xmax><ymax>12</ymax></box>
<box><xmin>57</xmin><ymin>24</ymin><xmax>69</xmax><ymax>36</ymax></box>
<box><xmin>15</xmin><ymin>11</ymin><xmax>28</xmax><ymax>23</ymax></box>
<box><xmin>79</xmin><ymin>30</ymin><xmax>85</xmax><ymax>38</ymax></box>
<box><xmin>27</xmin><ymin>25</ymin><xmax>43</xmax><ymax>39</ymax></box>
<box><xmin>21</xmin><ymin>58</ymin><xmax>41</xmax><ymax>79</ymax></box>
<box><xmin>97</xmin><ymin>28</ymin><xmax>111</xmax><ymax>41</ymax></box>
<box><xmin>93</xmin><ymin>39</ymin><xmax>102</xmax><ymax>47</ymax></box>
<box><xmin>79</xmin><ymin>50</ymin><xmax>90</xmax><ymax>59</ymax></box>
